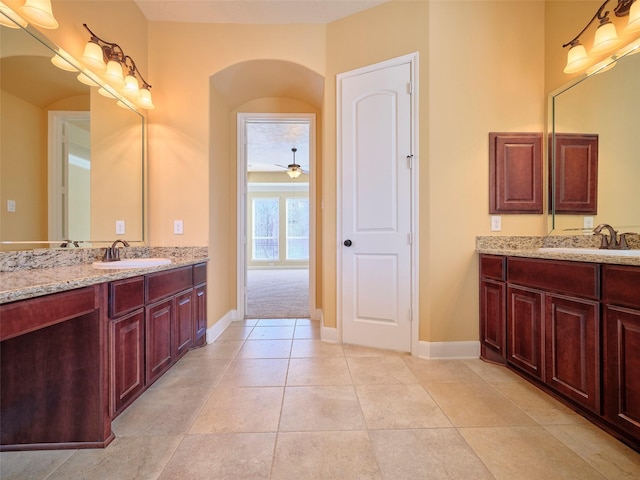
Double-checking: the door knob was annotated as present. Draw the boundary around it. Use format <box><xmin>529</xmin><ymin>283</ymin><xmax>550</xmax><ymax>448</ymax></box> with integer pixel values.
<box><xmin>343</xmin><ymin>239</ymin><xmax>352</xmax><ymax>247</ymax></box>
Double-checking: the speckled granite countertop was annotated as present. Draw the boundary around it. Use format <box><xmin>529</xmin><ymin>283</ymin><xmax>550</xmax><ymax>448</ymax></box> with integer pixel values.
<box><xmin>476</xmin><ymin>236</ymin><xmax>640</xmax><ymax>267</ymax></box>
<box><xmin>0</xmin><ymin>247</ymin><xmax>208</xmax><ymax>305</ymax></box>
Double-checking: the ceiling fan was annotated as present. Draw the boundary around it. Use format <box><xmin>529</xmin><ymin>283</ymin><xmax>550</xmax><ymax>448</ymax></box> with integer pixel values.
<box><xmin>277</xmin><ymin>147</ymin><xmax>307</xmax><ymax>178</ymax></box>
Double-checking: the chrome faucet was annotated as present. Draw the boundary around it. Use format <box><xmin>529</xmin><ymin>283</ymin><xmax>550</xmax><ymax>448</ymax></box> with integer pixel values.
<box><xmin>102</xmin><ymin>239</ymin><xmax>130</xmax><ymax>262</ymax></box>
<box><xmin>59</xmin><ymin>239</ymin><xmax>79</xmax><ymax>248</ymax></box>
<box><xmin>593</xmin><ymin>224</ymin><xmax>629</xmax><ymax>250</ymax></box>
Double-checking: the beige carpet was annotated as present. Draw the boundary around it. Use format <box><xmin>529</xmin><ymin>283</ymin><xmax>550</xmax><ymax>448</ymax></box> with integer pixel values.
<box><xmin>246</xmin><ymin>269</ymin><xmax>309</xmax><ymax>318</ymax></box>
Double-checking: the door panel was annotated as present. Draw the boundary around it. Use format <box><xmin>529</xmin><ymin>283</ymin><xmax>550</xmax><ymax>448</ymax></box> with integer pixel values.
<box><xmin>341</xmin><ymin>60</ymin><xmax>412</xmax><ymax>352</ymax></box>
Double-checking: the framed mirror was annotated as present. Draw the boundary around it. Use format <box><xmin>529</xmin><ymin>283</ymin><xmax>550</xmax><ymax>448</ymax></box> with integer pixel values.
<box><xmin>549</xmin><ymin>45</ymin><xmax>640</xmax><ymax>235</ymax></box>
<box><xmin>0</xmin><ymin>16</ymin><xmax>145</xmax><ymax>250</ymax></box>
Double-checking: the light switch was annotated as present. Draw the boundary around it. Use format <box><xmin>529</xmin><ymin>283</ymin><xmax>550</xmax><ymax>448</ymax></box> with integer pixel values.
<box><xmin>583</xmin><ymin>216</ymin><xmax>594</xmax><ymax>229</ymax></box>
<box><xmin>491</xmin><ymin>215</ymin><xmax>502</xmax><ymax>232</ymax></box>
<box><xmin>174</xmin><ymin>220</ymin><xmax>184</xmax><ymax>235</ymax></box>
<box><xmin>116</xmin><ymin>220</ymin><xmax>125</xmax><ymax>234</ymax></box>
<box><xmin>7</xmin><ymin>200</ymin><xmax>16</xmax><ymax>213</ymax></box>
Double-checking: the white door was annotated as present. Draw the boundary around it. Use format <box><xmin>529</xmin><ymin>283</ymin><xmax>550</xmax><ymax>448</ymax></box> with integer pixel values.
<box><xmin>339</xmin><ymin>59</ymin><xmax>414</xmax><ymax>352</ymax></box>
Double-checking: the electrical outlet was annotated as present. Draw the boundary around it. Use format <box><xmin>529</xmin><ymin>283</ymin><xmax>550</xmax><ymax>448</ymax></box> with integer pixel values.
<box><xmin>583</xmin><ymin>216</ymin><xmax>594</xmax><ymax>229</ymax></box>
<box><xmin>115</xmin><ymin>220</ymin><xmax>126</xmax><ymax>235</ymax></box>
<box><xmin>491</xmin><ymin>215</ymin><xmax>502</xmax><ymax>232</ymax></box>
<box><xmin>174</xmin><ymin>220</ymin><xmax>184</xmax><ymax>235</ymax></box>
<box><xmin>7</xmin><ymin>200</ymin><xmax>16</xmax><ymax>213</ymax></box>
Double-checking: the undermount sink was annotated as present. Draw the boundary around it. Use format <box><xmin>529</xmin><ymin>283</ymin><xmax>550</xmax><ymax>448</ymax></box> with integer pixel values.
<box><xmin>92</xmin><ymin>258</ymin><xmax>172</xmax><ymax>269</ymax></box>
<box><xmin>538</xmin><ymin>247</ymin><xmax>640</xmax><ymax>257</ymax></box>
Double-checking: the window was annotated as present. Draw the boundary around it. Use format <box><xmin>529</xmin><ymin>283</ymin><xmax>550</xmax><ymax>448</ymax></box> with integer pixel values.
<box><xmin>252</xmin><ymin>198</ymin><xmax>279</xmax><ymax>260</ymax></box>
<box><xmin>286</xmin><ymin>198</ymin><xmax>309</xmax><ymax>260</ymax></box>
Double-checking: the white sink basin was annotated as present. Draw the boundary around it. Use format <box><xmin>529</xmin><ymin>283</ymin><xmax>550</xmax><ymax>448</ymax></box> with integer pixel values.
<box><xmin>538</xmin><ymin>248</ymin><xmax>640</xmax><ymax>257</ymax></box>
<box><xmin>92</xmin><ymin>258</ymin><xmax>172</xmax><ymax>269</ymax></box>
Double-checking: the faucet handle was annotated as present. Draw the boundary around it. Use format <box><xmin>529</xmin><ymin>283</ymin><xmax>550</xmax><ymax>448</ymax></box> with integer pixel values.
<box><xmin>618</xmin><ymin>233</ymin><xmax>630</xmax><ymax>250</ymax></box>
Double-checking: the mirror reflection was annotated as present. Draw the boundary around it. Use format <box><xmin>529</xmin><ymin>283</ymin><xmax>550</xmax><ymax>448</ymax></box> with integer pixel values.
<box><xmin>550</xmin><ymin>48</ymin><xmax>640</xmax><ymax>234</ymax></box>
<box><xmin>0</xmin><ymin>20</ymin><xmax>144</xmax><ymax>250</ymax></box>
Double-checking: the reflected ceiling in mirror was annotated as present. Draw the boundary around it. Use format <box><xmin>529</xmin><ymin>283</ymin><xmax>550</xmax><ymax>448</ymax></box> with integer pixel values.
<box><xmin>0</xmin><ymin>17</ymin><xmax>145</xmax><ymax>250</ymax></box>
<box><xmin>549</xmin><ymin>44</ymin><xmax>640</xmax><ymax>235</ymax></box>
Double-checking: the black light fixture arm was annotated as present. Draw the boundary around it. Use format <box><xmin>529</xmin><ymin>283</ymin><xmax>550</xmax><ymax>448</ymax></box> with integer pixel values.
<box><xmin>563</xmin><ymin>0</ymin><xmax>611</xmax><ymax>48</ymax></box>
<box><xmin>124</xmin><ymin>55</ymin><xmax>152</xmax><ymax>89</ymax></box>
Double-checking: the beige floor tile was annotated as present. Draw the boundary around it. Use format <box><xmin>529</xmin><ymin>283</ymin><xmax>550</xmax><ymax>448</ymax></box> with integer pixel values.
<box><xmin>343</xmin><ymin>344</ymin><xmax>407</xmax><ymax>357</ymax></box>
<box><xmin>356</xmin><ymin>384</ymin><xmax>452</xmax><ymax>429</ymax></box>
<box><xmin>158</xmin><ymin>433</ymin><xmax>276</xmax><ymax>480</ymax></box>
<box><xmin>460</xmin><ymin>426</ymin><xmax>606</xmax><ymax>480</ymax></box>
<box><xmin>47</xmin><ymin>435</ymin><xmax>183</xmax><ymax>480</ymax></box>
<box><xmin>216</xmin><ymin>326</ymin><xmax>254</xmax><ymax>340</ymax></box>
<box><xmin>248</xmin><ymin>325</ymin><xmax>295</xmax><ymax>340</ymax></box>
<box><xmin>463</xmin><ymin>358</ymin><xmax>525</xmax><ymax>383</ymax></box>
<box><xmin>370</xmin><ymin>428</ymin><xmax>494</xmax><ymax>479</ymax></box>
<box><xmin>271</xmin><ymin>431</ymin><xmax>382</xmax><ymax>480</ymax></box>
<box><xmin>404</xmin><ymin>357</ymin><xmax>485</xmax><ymax>384</ymax></box>
<box><xmin>347</xmin><ymin>356</ymin><xmax>418</xmax><ymax>385</ymax></box>
<box><xmin>237</xmin><ymin>339</ymin><xmax>293</xmax><ymax>358</ymax></box>
<box><xmin>232</xmin><ymin>319</ymin><xmax>259</xmax><ymax>326</ymax></box>
<box><xmin>286</xmin><ymin>357</ymin><xmax>352</xmax><ymax>385</ymax></box>
<box><xmin>256</xmin><ymin>318</ymin><xmax>297</xmax><ymax>326</ymax></box>
<box><xmin>190</xmin><ymin>386</ymin><xmax>284</xmax><ymax>433</ymax></box>
<box><xmin>295</xmin><ymin>318</ymin><xmax>317</xmax><ymax>326</ymax></box>
<box><xmin>181</xmin><ymin>340</ymin><xmax>243</xmax><ymax>360</ymax></box>
<box><xmin>150</xmin><ymin>357</ymin><xmax>229</xmax><ymax>390</ymax></box>
<box><xmin>293</xmin><ymin>324</ymin><xmax>321</xmax><ymax>339</ymax></box>
<box><xmin>492</xmin><ymin>381</ymin><xmax>588</xmax><ymax>425</ymax></box>
<box><xmin>545</xmin><ymin>423</ymin><xmax>640</xmax><ymax>479</ymax></box>
<box><xmin>290</xmin><ymin>339</ymin><xmax>345</xmax><ymax>358</ymax></box>
<box><xmin>112</xmin><ymin>386</ymin><xmax>210</xmax><ymax>436</ymax></box>
<box><xmin>0</xmin><ymin>450</ymin><xmax>76</xmax><ymax>480</ymax></box>
<box><xmin>425</xmin><ymin>382</ymin><xmax>537</xmax><ymax>427</ymax></box>
<box><xmin>279</xmin><ymin>385</ymin><xmax>366</xmax><ymax>431</ymax></box>
<box><xmin>218</xmin><ymin>358</ymin><xmax>289</xmax><ymax>387</ymax></box>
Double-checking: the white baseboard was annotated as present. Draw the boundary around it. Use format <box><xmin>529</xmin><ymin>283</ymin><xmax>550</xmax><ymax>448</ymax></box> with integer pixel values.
<box><xmin>316</xmin><ymin>309</ymin><xmax>339</xmax><ymax>343</ymax></box>
<box><xmin>417</xmin><ymin>340</ymin><xmax>480</xmax><ymax>359</ymax></box>
<box><xmin>206</xmin><ymin>310</ymin><xmax>237</xmax><ymax>344</ymax></box>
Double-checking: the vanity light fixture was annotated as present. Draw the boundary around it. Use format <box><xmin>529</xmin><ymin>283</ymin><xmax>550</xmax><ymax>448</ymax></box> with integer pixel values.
<box><xmin>19</xmin><ymin>0</ymin><xmax>58</xmax><ymax>29</ymax></box>
<box><xmin>51</xmin><ymin>49</ymin><xmax>78</xmax><ymax>72</ymax></box>
<box><xmin>80</xmin><ymin>23</ymin><xmax>155</xmax><ymax>109</ymax></box>
<box><xmin>563</xmin><ymin>0</ymin><xmax>638</xmax><ymax>74</ymax></box>
<box><xmin>0</xmin><ymin>1</ymin><xmax>27</xmax><ymax>28</ymax></box>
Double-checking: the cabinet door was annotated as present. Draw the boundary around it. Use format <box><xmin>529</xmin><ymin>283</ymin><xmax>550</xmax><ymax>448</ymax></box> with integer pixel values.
<box><xmin>508</xmin><ymin>286</ymin><xmax>544</xmax><ymax>379</ymax></box>
<box><xmin>545</xmin><ymin>295</ymin><xmax>600</xmax><ymax>413</ymax></box>
<box><xmin>110</xmin><ymin>310</ymin><xmax>145</xmax><ymax>417</ymax></box>
<box><xmin>174</xmin><ymin>290</ymin><xmax>194</xmax><ymax>359</ymax></box>
<box><xmin>146</xmin><ymin>299</ymin><xmax>173</xmax><ymax>385</ymax></box>
<box><xmin>194</xmin><ymin>284</ymin><xmax>207</xmax><ymax>344</ymax></box>
<box><xmin>603</xmin><ymin>305</ymin><xmax>640</xmax><ymax>439</ymax></box>
<box><xmin>480</xmin><ymin>279</ymin><xmax>506</xmax><ymax>363</ymax></box>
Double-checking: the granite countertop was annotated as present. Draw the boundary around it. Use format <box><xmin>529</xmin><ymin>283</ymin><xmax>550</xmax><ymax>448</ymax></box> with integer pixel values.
<box><xmin>0</xmin><ymin>247</ymin><xmax>208</xmax><ymax>305</ymax></box>
<box><xmin>476</xmin><ymin>235</ymin><xmax>640</xmax><ymax>267</ymax></box>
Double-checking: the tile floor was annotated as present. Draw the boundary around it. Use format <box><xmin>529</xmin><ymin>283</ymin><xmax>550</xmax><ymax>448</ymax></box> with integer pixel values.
<box><xmin>2</xmin><ymin>318</ymin><xmax>640</xmax><ymax>479</ymax></box>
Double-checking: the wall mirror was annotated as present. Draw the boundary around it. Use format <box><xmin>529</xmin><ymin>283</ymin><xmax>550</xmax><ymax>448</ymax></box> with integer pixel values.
<box><xmin>549</xmin><ymin>45</ymin><xmax>640</xmax><ymax>235</ymax></box>
<box><xmin>0</xmin><ymin>17</ymin><xmax>145</xmax><ymax>250</ymax></box>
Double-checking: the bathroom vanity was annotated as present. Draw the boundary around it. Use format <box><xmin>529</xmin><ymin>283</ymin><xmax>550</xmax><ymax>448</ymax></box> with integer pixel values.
<box><xmin>0</xmin><ymin>252</ymin><xmax>207</xmax><ymax>451</ymax></box>
<box><xmin>478</xmin><ymin>241</ymin><xmax>640</xmax><ymax>452</ymax></box>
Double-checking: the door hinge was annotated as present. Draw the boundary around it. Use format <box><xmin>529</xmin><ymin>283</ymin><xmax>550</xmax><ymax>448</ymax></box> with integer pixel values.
<box><xmin>407</xmin><ymin>233</ymin><xmax>413</xmax><ymax>245</ymax></box>
<box><xmin>406</xmin><ymin>154</ymin><xmax>413</xmax><ymax>169</ymax></box>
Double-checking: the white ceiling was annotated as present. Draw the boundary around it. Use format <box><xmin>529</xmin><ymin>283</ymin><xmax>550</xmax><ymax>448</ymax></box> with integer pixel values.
<box><xmin>134</xmin><ymin>0</ymin><xmax>388</xmax><ymax>24</ymax></box>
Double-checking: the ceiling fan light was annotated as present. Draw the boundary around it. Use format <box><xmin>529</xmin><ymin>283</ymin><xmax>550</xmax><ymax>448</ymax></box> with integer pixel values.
<box><xmin>590</xmin><ymin>21</ymin><xmax>622</xmax><ymax>55</ymax></box>
<box><xmin>0</xmin><ymin>2</ymin><xmax>28</xmax><ymax>28</ymax></box>
<box><xmin>287</xmin><ymin>168</ymin><xmax>302</xmax><ymax>179</ymax></box>
<box><xmin>19</xmin><ymin>0</ymin><xmax>58</xmax><ymax>29</ymax></box>
<box><xmin>625</xmin><ymin>0</ymin><xmax>640</xmax><ymax>33</ymax></box>
<box><xmin>82</xmin><ymin>40</ymin><xmax>106</xmax><ymax>72</ymax></box>
<box><xmin>564</xmin><ymin>43</ymin><xmax>593</xmax><ymax>73</ymax></box>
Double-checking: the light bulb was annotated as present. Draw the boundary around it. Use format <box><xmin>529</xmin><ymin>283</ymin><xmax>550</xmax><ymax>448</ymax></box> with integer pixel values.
<box><xmin>19</xmin><ymin>0</ymin><xmax>58</xmax><ymax>29</ymax></box>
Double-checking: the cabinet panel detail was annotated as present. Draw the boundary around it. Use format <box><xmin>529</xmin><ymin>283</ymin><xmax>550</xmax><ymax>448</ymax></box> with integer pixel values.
<box><xmin>146</xmin><ymin>266</ymin><xmax>193</xmax><ymax>304</ymax></box>
<box><xmin>481</xmin><ymin>280</ymin><xmax>506</xmax><ymax>357</ymax></box>
<box><xmin>174</xmin><ymin>290</ymin><xmax>194</xmax><ymax>358</ymax></box>
<box><xmin>602</xmin><ymin>265</ymin><xmax>640</xmax><ymax>310</ymax></box>
<box><xmin>508</xmin><ymin>286</ymin><xmax>544</xmax><ymax>379</ymax></box>
<box><xmin>146</xmin><ymin>299</ymin><xmax>173</xmax><ymax>385</ymax></box>
<box><xmin>110</xmin><ymin>310</ymin><xmax>145</xmax><ymax>416</ymax></box>
<box><xmin>109</xmin><ymin>276</ymin><xmax>144</xmax><ymax>318</ymax></box>
<box><xmin>480</xmin><ymin>255</ymin><xmax>506</xmax><ymax>281</ymax></box>
<box><xmin>545</xmin><ymin>295</ymin><xmax>600</xmax><ymax>412</ymax></box>
<box><xmin>194</xmin><ymin>284</ymin><xmax>207</xmax><ymax>343</ymax></box>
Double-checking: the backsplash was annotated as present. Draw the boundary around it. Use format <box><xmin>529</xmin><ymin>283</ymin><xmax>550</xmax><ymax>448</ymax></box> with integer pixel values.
<box><xmin>0</xmin><ymin>246</ymin><xmax>208</xmax><ymax>272</ymax></box>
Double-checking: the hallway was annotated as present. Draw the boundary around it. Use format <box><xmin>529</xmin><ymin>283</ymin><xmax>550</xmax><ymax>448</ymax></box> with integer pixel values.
<box><xmin>2</xmin><ymin>318</ymin><xmax>639</xmax><ymax>479</ymax></box>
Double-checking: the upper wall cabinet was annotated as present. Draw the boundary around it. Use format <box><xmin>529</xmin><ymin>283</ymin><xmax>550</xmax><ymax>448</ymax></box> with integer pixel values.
<box><xmin>489</xmin><ymin>133</ymin><xmax>543</xmax><ymax>214</ymax></box>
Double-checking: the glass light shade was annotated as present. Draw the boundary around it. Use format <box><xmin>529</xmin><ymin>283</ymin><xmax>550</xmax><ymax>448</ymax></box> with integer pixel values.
<box><xmin>0</xmin><ymin>2</ymin><xmax>28</xmax><ymax>28</ymax></box>
<box><xmin>590</xmin><ymin>22</ymin><xmax>622</xmax><ymax>55</ymax></box>
<box><xmin>81</xmin><ymin>41</ymin><xmax>106</xmax><ymax>72</ymax></box>
<box><xmin>19</xmin><ymin>0</ymin><xmax>58</xmax><ymax>29</ymax></box>
<box><xmin>625</xmin><ymin>1</ymin><xmax>640</xmax><ymax>33</ymax></box>
<box><xmin>77</xmin><ymin>71</ymin><xmax>99</xmax><ymax>87</ymax></box>
<box><xmin>98</xmin><ymin>86</ymin><xmax>117</xmax><ymax>98</ymax></box>
<box><xmin>121</xmin><ymin>74</ymin><xmax>140</xmax><ymax>99</ymax></box>
<box><xmin>103</xmin><ymin>59</ymin><xmax>124</xmax><ymax>87</ymax></box>
<box><xmin>137</xmin><ymin>87</ymin><xmax>155</xmax><ymax>109</ymax></box>
<box><xmin>51</xmin><ymin>51</ymin><xmax>77</xmax><ymax>72</ymax></box>
<box><xmin>287</xmin><ymin>167</ymin><xmax>302</xmax><ymax>179</ymax></box>
<box><xmin>563</xmin><ymin>43</ymin><xmax>593</xmax><ymax>74</ymax></box>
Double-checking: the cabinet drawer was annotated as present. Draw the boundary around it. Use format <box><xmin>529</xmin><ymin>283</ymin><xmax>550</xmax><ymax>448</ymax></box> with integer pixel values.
<box><xmin>480</xmin><ymin>255</ymin><xmax>505</xmax><ymax>281</ymax></box>
<box><xmin>602</xmin><ymin>265</ymin><xmax>640</xmax><ymax>310</ymax></box>
<box><xmin>508</xmin><ymin>258</ymin><xmax>600</xmax><ymax>300</ymax></box>
<box><xmin>110</xmin><ymin>277</ymin><xmax>144</xmax><ymax>318</ymax></box>
<box><xmin>193</xmin><ymin>263</ymin><xmax>207</xmax><ymax>286</ymax></box>
<box><xmin>146</xmin><ymin>266</ymin><xmax>193</xmax><ymax>304</ymax></box>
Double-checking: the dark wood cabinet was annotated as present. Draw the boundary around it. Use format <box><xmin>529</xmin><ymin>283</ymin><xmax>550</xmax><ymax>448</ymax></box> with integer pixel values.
<box><xmin>508</xmin><ymin>285</ymin><xmax>544</xmax><ymax>379</ymax></box>
<box><xmin>146</xmin><ymin>298</ymin><xmax>174</xmax><ymax>384</ymax></box>
<box><xmin>110</xmin><ymin>310</ymin><xmax>145</xmax><ymax>416</ymax></box>
<box><xmin>194</xmin><ymin>284</ymin><xmax>207</xmax><ymax>343</ymax></box>
<box><xmin>175</xmin><ymin>290</ymin><xmax>195</xmax><ymax>357</ymax></box>
<box><xmin>480</xmin><ymin>256</ymin><xmax>639</xmax><ymax>452</ymax></box>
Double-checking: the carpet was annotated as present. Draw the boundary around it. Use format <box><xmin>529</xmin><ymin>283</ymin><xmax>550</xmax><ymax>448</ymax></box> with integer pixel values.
<box><xmin>246</xmin><ymin>269</ymin><xmax>309</xmax><ymax>318</ymax></box>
